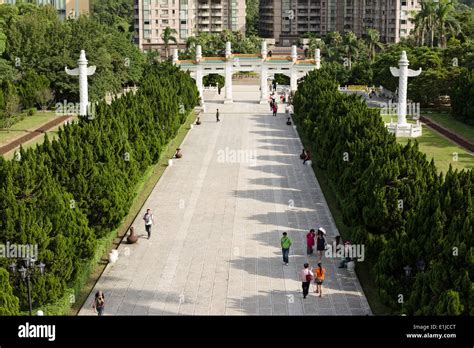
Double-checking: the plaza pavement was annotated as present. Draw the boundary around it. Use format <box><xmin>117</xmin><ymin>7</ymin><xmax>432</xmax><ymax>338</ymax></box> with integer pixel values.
<box><xmin>79</xmin><ymin>85</ymin><xmax>372</xmax><ymax>316</ymax></box>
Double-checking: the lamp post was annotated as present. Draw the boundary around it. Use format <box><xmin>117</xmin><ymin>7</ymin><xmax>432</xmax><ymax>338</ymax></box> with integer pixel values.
<box><xmin>9</xmin><ymin>258</ymin><xmax>45</xmax><ymax>316</ymax></box>
<box><xmin>403</xmin><ymin>265</ymin><xmax>412</xmax><ymax>277</ymax></box>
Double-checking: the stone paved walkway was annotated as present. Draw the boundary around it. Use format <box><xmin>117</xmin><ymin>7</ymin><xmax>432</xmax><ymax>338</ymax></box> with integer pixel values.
<box><xmin>79</xmin><ymin>85</ymin><xmax>372</xmax><ymax>316</ymax></box>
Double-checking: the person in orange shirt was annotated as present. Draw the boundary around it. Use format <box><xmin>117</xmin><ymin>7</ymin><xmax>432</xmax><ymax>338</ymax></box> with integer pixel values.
<box><xmin>313</xmin><ymin>263</ymin><xmax>326</xmax><ymax>298</ymax></box>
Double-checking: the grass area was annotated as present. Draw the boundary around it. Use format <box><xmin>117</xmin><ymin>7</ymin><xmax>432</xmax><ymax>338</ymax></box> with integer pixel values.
<box><xmin>423</xmin><ymin>111</ymin><xmax>474</xmax><ymax>143</ymax></box>
<box><xmin>69</xmin><ymin>110</ymin><xmax>197</xmax><ymax>315</ymax></box>
<box><xmin>312</xmin><ymin>165</ymin><xmax>391</xmax><ymax>315</ymax></box>
<box><xmin>2</xmin><ymin>115</ymin><xmax>79</xmax><ymax>160</ymax></box>
<box><xmin>381</xmin><ymin>114</ymin><xmax>417</xmax><ymax>124</ymax></box>
<box><xmin>0</xmin><ymin>111</ymin><xmax>57</xmax><ymax>145</ymax></box>
<box><xmin>397</xmin><ymin>127</ymin><xmax>474</xmax><ymax>174</ymax></box>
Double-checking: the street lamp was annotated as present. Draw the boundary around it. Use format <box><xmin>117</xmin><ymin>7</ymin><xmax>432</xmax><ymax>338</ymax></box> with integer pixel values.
<box><xmin>9</xmin><ymin>258</ymin><xmax>46</xmax><ymax>316</ymax></box>
<box><xmin>403</xmin><ymin>265</ymin><xmax>412</xmax><ymax>277</ymax></box>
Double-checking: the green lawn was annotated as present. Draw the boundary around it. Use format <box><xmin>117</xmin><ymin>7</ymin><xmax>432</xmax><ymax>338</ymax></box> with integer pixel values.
<box><xmin>381</xmin><ymin>114</ymin><xmax>417</xmax><ymax>124</ymax></box>
<box><xmin>0</xmin><ymin>111</ymin><xmax>57</xmax><ymax>145</ymax></box>
<box><xmin>397</xmin><ymin>127</ymin><xmax>474</xmax><ymax>174</ymax></box>
<box><xmin>423</xmin><ymin>111</ymin><xmax>474</xmax><ymax>143</ymax></box>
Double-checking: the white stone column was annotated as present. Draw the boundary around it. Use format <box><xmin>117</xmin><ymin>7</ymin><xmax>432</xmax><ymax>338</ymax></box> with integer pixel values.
<box><xmin>315</xmin><ymin>48</ymin><xmax>321</xmax><ymax>69</ymax></box>
<box><xmin>390</xmin><ymin>51</ymin><xmax>421</xmax><ymax>126</ymax></box>
<box><xmin>260</xmin><ymin>65</ymin><xmax>268</xmax><ymax>104</ymax></box>
<box><xmin>65</xmin><ymin>50</ymin><xmax>96</xmax><ymax>117</ymax></box>
<box><xmin>290</xmin><ymin>70</ymin><xmax>297</xmax><ymax>92</ymax></box>
<box><xmin>397</xmin><ymin>53</ymin><xmax>408</xmax><ymax>126</ymax></box>
<box><xmin>291</xmin><ymin>45</ymin><xmax>298</xmax><ymax>63</ymax></box>
<box><xmin>224</xmin><ymin>63</ymin><xmax>233</xmax><ymax>104</ymax></box>
<box><xmin>224</xmin><ymin>41</ymin><xmax>233</xmax><ymax>103</ymax></box>
<box><xmin>196</xmin><ymin>67</ymin><xmax>204</xmax><ymax>106</ymax></box>
<box><xmin>261</xmin><ymin>40</ymin><xmax>267</xmax><ymax>60</ymax></box>
<box><xmin>225</xmin><ymin>41</ymin><xmax>232</xmax><ymax>59</ymax></box>
<box><xmin>196</xmin><ymin>45</ymin><xmax>202</xmax><ymax>62</ymax></box>
<box><xmin>172</xmin><ymin>48</ymin><xmax>179</xmax><ymax>65</ymax></box>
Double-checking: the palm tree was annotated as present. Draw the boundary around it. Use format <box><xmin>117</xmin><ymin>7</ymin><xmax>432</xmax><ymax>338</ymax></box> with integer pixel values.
<box><xmin>436</xmin><ymin>0</ymin><xmax>454</xmax><ymax>48</ymax></box>
<box><xmin>161</xmin><ymin>26</ymin><xmax>178</xmax><ymax>59</ymax></box>
<box><xmin>365</xmin><ymin>28</ymin><xmax>383</xmax><ymax>62</ymax></box>
<box><xmin>415</xmin><ymin>0</ymin><xmax>437</xmax><ymax>47</ymax></box>
<box><xmin>342</xmin><ymin>31</ymin><xmax>358</xmax><ymax>69</ymax></box>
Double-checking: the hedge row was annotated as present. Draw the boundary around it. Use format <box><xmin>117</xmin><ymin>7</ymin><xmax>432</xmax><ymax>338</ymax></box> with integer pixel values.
<box><xmin>293</xmin><ymin>68</ymin><xmax>473</xmax><ymax>315</ymax></box>
<box><xmin>0</xmin><ymin>62</ymin><xmax>199</xmax><ymax>314</ymax></box>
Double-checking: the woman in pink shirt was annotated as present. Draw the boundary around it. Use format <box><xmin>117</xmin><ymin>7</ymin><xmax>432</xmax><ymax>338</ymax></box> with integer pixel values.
<box><xmin>306</xmin><ymin>229</ymin><xmax>316</xmax><ymax>256</ymax></box>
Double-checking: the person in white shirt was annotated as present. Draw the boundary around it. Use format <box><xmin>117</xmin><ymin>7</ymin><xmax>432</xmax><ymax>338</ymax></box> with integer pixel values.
<box><xmin>300</xmin><ymin>263</ymin><xmax>314</xmax><ymax>299</ymax></box>
<box><xmin>143</xmin><ymin>208</ymin><xmax>155</xmax><ymax>239</ymax></box>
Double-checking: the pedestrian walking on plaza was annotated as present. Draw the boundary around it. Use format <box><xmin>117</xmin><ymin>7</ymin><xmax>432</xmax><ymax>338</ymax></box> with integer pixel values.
<box><xmin>281</xmin><ymin>232</ymin><xmax>292</xmax><ymax>265</ymax></box>
<box><xmin>93</xmin><ymin>290</ymin><xmax>105</xmax><ymax>316</ymax></box>
<box><xmin>316</xmin><ymin>228</ymin><xmax>327</xmax><ymax>262</ymax></box>
<box><xmin>143</xmin><ymin>208</ymin><xmax>155</xmax><ymax>239</ymax></box>
<box><xmin>313</xmin><ymin>263</ymin><xmax>326</xmax><ymax>297</ymax></box>
<box><xmin>306</xmin><ymin>229</ymin><xmax>316</xmax><ymax>255</ymax></box>
<box><xmin>272</xmin><ymin>103</ymin><xmax>278</xmax><ymax>117</ymax></box>
<box><xmin>216</xmin><ymin>109</ymin><xmax>220</xmax><ymax>122</ymax></box>
<box><xmin>269</xmin><ymin>98</ymin><xmax>274</xmax><ymax>111</ymax></box>
<box><xmin>300</xmin><ymin>263</ymin><xmax>313</xmax><ymax>299</ymax></box>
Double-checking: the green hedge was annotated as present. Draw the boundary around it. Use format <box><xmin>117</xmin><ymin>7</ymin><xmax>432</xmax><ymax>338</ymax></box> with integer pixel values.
<box><xmin>0</xmin><ymin>62</ymin><xmax>199</xmax><ymax>314</ymax></box>
<box><xmin>293</xmin><ymin>68</ymin><xmax>473</xmax><ymax>315</ymax></box>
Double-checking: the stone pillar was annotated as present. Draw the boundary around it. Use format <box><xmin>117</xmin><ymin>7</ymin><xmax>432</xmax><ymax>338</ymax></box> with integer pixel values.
<box><xmin>290</xmin><ymin>71</ymin><xmax>297</xmax><ymax>92</ymax></box>
<box><xmin>196</xmin><ymin>67</ymin><xmax>204</xmax><ymax>106</ymax></box>
<box><xmin>261</xmin><ymin>40</ymin><xmax>267</xmax><ymax>60</ymax></box>
<box><xmin>65</xmin><ymin>50</ymin><xmax>96</xmax><ymax>117</ymax></box>
<box><xmin>225</xmin><ymin>41</ymin><xmax>232</xmax><ymax>59</ymax></box>
<box><xmin>224</xmin><ymin>42</ymin><xmax>233</xmax><ymax>103</ymax></box>
<box><xmin>315</xmin><ymin>48</ymin><xmax>321</xmax><ymax>69</ymax></box>
<box><xmin>196</xmin><ymin>45</ymin><xmax>202</xmax><ymax>62</ymax></box>
<box><xmin>172</xmin><ymin>48</ymin><xmax>179</xmax><ymax>65</ymax></box>
<box><xmin>260</xmin><ymin>66</ymin><xmax>268</xmax><ymax>104</ymax></box>
<box><xmin>224</xmin><ymin>63</ymin><xmax>233</xmax><ymax>104</ymax></box>
<box><xmin>390</xmin><ymin>51</ymin><xmax>421</xmax><ymax>126</ymax></box>
<box><xmin>291</xmin><ymin>45</ymin><xmax>297</xmax><ymax>63</ymax></box>
<box><xmin>397</xmin><ymin>52</ymin><xmax>409</xmax><ymax>126</ymax></box>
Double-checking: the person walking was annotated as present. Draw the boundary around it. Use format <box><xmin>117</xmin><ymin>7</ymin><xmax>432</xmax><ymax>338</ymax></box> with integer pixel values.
<box><xmin>300</xmin><ymin>263</ymin><xmax>313</xmax><ymax>299</ymax></box>
<box><xmin>281</xmin><ymin>232</ymin><xmax>292</xmax><ymax>265</ymax></box>
<box><xmin>306</xmin><ymin>229</ymin><xmax>316</xmax><ymax>256</ymax></box>
<box><xmin>143</xmin><ymin>208</ymin><xmax>155</xmax><ymax>239</ymax></box>
<box><xmin>93</xmin><ymin>290</ymin><xmax>105</xmax><ymax>316</ymax></box>
<box><xmin>272</xmin><ymin>103</ymin><xmax>278</xmax><ymax>117</ymax></box>
<box><xmin>316</xmin><ymin>227</ymin><xmax>327</xmax><ymax>262</ymax></box>
<box><xmin>313</xmin><ymin>263</ymin><xmax>326</xmax><ymax>297</ymax></box>
<box><xmin>216</xmin><ymin>109</ymin><xmax>220</xmax><ymax>122</ymax></box>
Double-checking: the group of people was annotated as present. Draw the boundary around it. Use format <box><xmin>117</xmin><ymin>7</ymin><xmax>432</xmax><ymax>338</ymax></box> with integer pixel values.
<box><xmin>281</xmin><ymin>227</ymin><xmax>329</xmax><ymax>299</ymax></box>
<box><xmin>305</xmin><ymin>227</ymin><xmax>327</xmax><ymax>262</ymax></box>
<box><xmin>300</xmin><ymin>149</ymin><xmax>311</xmax><ymax>165</ymax></box>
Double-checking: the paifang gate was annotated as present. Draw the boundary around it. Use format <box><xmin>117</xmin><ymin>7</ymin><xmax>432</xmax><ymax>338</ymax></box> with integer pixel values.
<box><xmin>173</xmin><ymin>41</ymin><xmax>321</xmax><ymax>106</ymax></box>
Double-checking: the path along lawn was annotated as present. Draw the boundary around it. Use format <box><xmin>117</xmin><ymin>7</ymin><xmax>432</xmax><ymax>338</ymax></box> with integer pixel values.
<box><xmin>423</xmin><ymin>111</ymin><xmax>474</xmax><ymax>143</ymax></box>
<box><xmin>397</xmin><ymin>126</ymin><xmax>474</xmax><ymax>174</ymax></box>
<box><xmin>0</xmin><ymin>112</ymin><xmax>57</xmax><ymax>145</ymax></box>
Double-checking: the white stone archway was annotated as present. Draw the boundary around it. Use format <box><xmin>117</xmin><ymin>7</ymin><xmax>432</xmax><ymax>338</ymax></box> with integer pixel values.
<box><xmin>173</xmin><ymin>42</ymin><xmax>321</xmax><ymax>106</ymax></box>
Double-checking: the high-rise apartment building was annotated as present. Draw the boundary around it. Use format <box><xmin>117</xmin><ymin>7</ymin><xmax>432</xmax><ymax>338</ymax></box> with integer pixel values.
<box><xmin>134</xmin><ymin>0</ymin><xmax>246</xmax><ymax>52</ymax></box>
<box><xmin>260</xmin><ymin>0</ymin><xmax>420</xmax><ymax>45</ymax></box>
<box><xmin>0</xmin><ymin>0</ymin><xmax>89</xmax><ymax>20</ymax></box>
